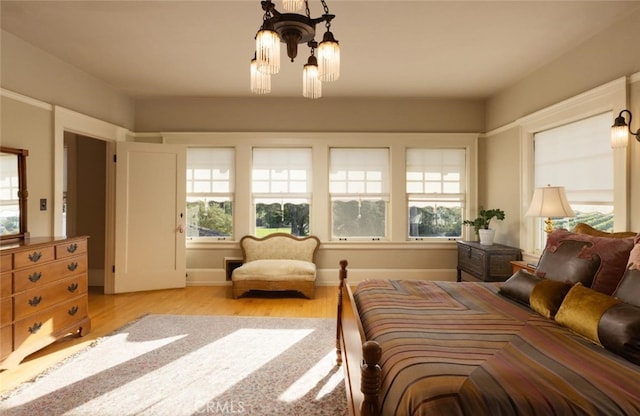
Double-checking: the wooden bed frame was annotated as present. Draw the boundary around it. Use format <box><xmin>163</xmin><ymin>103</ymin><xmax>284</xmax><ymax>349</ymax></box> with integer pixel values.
<box><xmin>336</xmin><ymin>259</ymin><xmax>381</xmax><ymax>416</ymax></box>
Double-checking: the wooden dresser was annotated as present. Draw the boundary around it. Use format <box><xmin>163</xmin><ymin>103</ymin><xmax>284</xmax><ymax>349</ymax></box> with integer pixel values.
<box><xmin>0</xmin><ymin>236</ymin><xmax>91</xmax><ymax>369</ymax></box>
<box><xmin>456</xmin><ymin>240</ymin><xmax>522</xmax><ymax>282</ymax></box>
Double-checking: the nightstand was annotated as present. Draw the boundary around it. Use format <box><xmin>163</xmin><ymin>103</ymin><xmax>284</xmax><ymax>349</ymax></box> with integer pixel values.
<box><xmin>457</xmin><ymin>241</ymin><xmax>522</xmax><ymax>282</ymax></box>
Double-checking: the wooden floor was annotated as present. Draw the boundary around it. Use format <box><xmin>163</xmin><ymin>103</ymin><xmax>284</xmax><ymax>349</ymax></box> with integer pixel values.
<box><xmin>0</xmin><ymin>285</ymin><xmax>341</xmax><ymax>394</ymax></box>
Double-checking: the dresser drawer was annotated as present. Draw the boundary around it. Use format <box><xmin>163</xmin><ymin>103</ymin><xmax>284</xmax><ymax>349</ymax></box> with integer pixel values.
<box><xmin>1</xmin><ymin>253</ymin><xmax>12</xmax><ymax>273</ymax></box>
<box><xmin>13</xmin><ymin>256</ymin><xmax>88</xmax><ymax>293</ymax></box>
<box><xmin>55</xmin><ymin>239</ymin><xmax>88</xmax><ymax>259</ymax></box>
<box><xmin>0</xmin><ymin>324</ymin><xmax>12</xmax><ymax>359</ymax></box>
<box><xmin>13</xmin><ymin>246</ymin><xmax>55</xmax><ymax>269</ymax></box>
<box><xmin>1</xmin><ymin>272</ymin><xmax>11</xmax><ymax>299</ymax></box>
<box><xmin>14</xmin><ymin>297</ymin><xmax>88</xmax><ymax>349</ymax></box>
<box><xmin>1</xmin><ymin>297</ymin><xmax>12</xmax><ymax>327</ymax></box>
<box><xmin>14</xmin><ymin>275</ymin><xmax>88</xmax><ymax>321</ymax></box>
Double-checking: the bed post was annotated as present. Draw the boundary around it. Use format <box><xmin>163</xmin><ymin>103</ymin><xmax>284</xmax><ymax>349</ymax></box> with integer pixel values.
<box><xmin>336</xmin><ymin>259</ymin><xmax>348</xmax><ymax>366</ymax></box>
<box><xmin>361</xmin><ymin>340</ymin><xmax>382</xmax><ymax>416</ymax></box>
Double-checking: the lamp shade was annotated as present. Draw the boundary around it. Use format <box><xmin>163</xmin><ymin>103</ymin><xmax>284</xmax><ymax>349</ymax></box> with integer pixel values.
<box><xmin>303</xmin><ymin>55</ymin><xmax>322</xmax><ymax>99</ymax></box>
<box><xmin>255</xmin><ymin>27</ymin><xmax>281</xmax><ymax>75</ymax></box>
<box><xmin>282</xmin><ymin>0</ymin><xmax>304</xmax><ymax>12</ymax></box>
<box><xmin>250</xmin><ymin>57</ymin><xmax>271</xmax><ymax>94</ymax></box>
<box><xmin>318</xmin><ymin>31</ymin><xmax>340</xmax><ymax>82</ymax></box>
<box><xmin>611</xmin><ymin>124</ymin><xmax>629</xmax><ymax>148</ymax></box>
<box><xmin>525</xmin><ymin>185</ymin><xmax>575</xmax><ymax>218</ymax></box>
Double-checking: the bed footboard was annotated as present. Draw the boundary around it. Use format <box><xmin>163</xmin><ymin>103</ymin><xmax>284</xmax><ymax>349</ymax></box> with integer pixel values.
<box><xmin>336</xmin><ymin>260</ymin><xmax>382</xmax><ymax>416</ymax></box>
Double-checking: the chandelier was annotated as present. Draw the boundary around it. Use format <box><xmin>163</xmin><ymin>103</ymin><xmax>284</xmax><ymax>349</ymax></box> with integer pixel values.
<box><xmin>251</xmin><ymin>0</ymin><xmax>340</xmax><ymax>99</ymax></box>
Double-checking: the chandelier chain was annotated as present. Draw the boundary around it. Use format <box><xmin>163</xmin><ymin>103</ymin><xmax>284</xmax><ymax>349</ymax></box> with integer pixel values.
<box><xmin>320</xmin><ymin>0</ymin><xmax>331</xmax><ymax>29</ymax></box>
<box><xmin>304</xmin><ymin>1</ymin><xmax>311</xmax><ymax>18</ymax></box>
<box><xmin>320</xmin><ymin>0</ymin><xmax>330</xmax><ymax>14</ymax></box>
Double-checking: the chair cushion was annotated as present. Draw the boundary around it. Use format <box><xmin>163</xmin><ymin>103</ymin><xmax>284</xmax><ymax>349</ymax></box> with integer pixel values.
<box><xmin>232</xmin><ymin>259</ymin><xmax>316</xmax><ymax>282</ymax></box>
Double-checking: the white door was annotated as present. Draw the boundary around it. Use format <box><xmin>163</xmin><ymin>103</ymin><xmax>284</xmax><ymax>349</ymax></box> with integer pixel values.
<box><xmin>114</xmin><ymin>142</ymin><xmax>186</xmax><ymax>293</ymax></box>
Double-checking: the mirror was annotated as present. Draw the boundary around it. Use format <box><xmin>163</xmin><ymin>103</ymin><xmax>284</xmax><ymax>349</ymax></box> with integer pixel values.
<box><xmin>0</xmin><ymin>146</ymin><xmax>29</xmax><ymax>241</ymax></box>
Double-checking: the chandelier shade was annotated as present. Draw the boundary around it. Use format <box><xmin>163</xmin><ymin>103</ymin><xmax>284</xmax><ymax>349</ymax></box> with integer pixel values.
<box><xmin>303</xmin><ymin>55</ymin><xmax>322</xmax><ymax>99</ymax></box>
<box><xmin>282</xmin><ymin>0</ymin><xmax>304</xmax><ymax>12</ymax></box>
<box><xmin>318</xmin><ymin>30</ymin><xmax>340</xmax><ymax>81</ymax></box>
<box><xmin>251</xmin><ymin>0</ymin><xmax>339</xmax><ymax>98</ymax></box>
<box><xmin>255</xmin><ymin>26</ymin><xmax>281</xmax><ymax>75</ymax></box>
<box><xmin>250</xmin><ymin>56</ymin><xmax>271</xmax><ymax>94</ymax></box>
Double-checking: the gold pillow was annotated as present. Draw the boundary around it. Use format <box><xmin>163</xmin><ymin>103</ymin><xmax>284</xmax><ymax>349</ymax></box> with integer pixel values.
<box><xmin>555</xmin><ymin>283</ymin><xmax>622</xmax><ymax>344</ymax></box>
<box><xmin>529</xmin><ymin>280</ymin><xmax>571</xmax><ymax>318</ymax></box>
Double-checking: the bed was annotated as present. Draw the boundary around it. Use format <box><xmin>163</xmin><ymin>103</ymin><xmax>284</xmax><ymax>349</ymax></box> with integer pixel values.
<box><xmin>336</xmin><ymin>228</ymin><xmax>640</xmax><ymax>416</ymax></box>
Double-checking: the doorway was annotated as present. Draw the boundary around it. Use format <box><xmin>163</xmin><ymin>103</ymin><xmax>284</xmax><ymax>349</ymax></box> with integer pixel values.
<box><xmin>64</xmin><ymin>131</ymin><xmax>107</xmax><ymax>289</ymax></box>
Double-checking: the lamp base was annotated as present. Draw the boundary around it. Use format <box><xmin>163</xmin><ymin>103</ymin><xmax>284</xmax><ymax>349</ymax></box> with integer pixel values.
<box><xmin>544</xmin><ymin>217</ymin><xmax>554</xmax><ymax>234</ymax></box>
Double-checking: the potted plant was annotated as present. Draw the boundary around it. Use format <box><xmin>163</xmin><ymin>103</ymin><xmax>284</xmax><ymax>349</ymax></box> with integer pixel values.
<box><xmin>463</xmin><ymin>208</ymin><xmax>505</xmax><ymax>245</ymax></box>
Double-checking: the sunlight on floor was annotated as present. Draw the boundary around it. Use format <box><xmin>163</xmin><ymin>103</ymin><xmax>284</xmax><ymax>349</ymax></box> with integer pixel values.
<box><xmin>4</xmin><ymin>332</ymin><xmax>187</xmax><ymax>405</ymax></box>
<box><xmin>279</xmin><ymin>350</ymin><xmax>344</xmax><ymax>402</ymax></box>
<box><xmin>70</xmin><ymin>328</ymin><xmax>313</xmax><ymax>415</ymax></box>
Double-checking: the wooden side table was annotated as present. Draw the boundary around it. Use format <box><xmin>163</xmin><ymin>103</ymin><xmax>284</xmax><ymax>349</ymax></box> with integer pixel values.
<box><xmin>511</xmin><ymin>260</ymin><xmax>537</xmax><ymax>274</ymax></box>
<box><xmin>457</xmin><ymin>240</ymin><xmax>522</xmax><ymax>282</ymax></box>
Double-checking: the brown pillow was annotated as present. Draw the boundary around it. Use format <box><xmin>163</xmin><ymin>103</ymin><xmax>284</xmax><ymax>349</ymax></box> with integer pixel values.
<box><xmin>529</xmin><ymin>280</ymin><xmax>571</xmax><ymax>319</ymax></box>
<box><xmin>540</xmin><ymin>229</ymin><xmax>634</xmax><ymax>295</ymax></box>
<box><xmin>555</xmin><ymin>283</ymin><xmax>622</xmax><ymax>344</ymax></box>
<box><xmin>598</xmin><ymin>302</ymin><xmax>640</xmax><ymax>365</ymax></box>
<box><xmin>613</xmin><ymin>267</ymin><xmax>640</xmax><ymax>307</ymax></box>
<box><xmin>499</xmin><ymin>270</ymin><xmax>541</xmax><ymax>305</ymax></box>
<box><xmin>535</xmin><ymin>239</ymin><xmax>601</xmax><ymax>287</ymax></box>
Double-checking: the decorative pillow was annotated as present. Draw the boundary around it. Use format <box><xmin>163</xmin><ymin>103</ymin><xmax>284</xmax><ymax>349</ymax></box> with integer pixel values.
<box><xmin>598</xmin><ymin>302</ymin><xmax>640</xmax><ymax>365</ymax></box>
<box><xmin>529</xmin><ymin>280</ymin><xmax>571</xmax><ymax>319</ymax></box>
<box><xmin>555</xmin><ymin>283</ymin><xmax>622</xmax><ymax>344</ymax></box>
<box><xmin>535</xmin><ymin>239</ymin><xmax>601</xmax><ymax>288</ymax></box>
<box><xmin>499</xmin><ymin>270</ymin><xmax>541</xmax><ymax>305</ymax></box>
<box><xmin>613</xmin><ymin>266</ymin><xmax>640</xmax><ymax>307</ymax></box>
<box><xmin>539</xmin><ymin>229</ymin><xmax>634</xmax><ymax>295</ymax></box>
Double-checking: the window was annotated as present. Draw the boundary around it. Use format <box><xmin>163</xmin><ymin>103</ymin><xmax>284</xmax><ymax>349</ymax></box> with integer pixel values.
<box><xmin>329</xmin><ymin>148</ymin><xmax>389</xmax><ymax>240</ymax></box>
<box><xmin>533</xmin><ymin>112</ymin><xmax>614</xmax><ymax>245</ymax></box>
<box><xmin>186</xmin><ymin>148</ymin><xmax>234</xmax><ymax>239</ymax></box>
<box><xmin>252</xmin><ymin>148</ymin><xmax>312</xmax><ymax>237</ymax></box>
<box><xmin>406</xmin><ymin>148</ymin><xmax>465</xmax><ymax>239</ymax></box>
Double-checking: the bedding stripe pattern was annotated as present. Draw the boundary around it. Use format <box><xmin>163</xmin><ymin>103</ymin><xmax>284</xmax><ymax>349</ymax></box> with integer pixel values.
<box><xmin>353</xmin><ymin>280</ymin><xmax>640</xmax><ymax>416</ymax></box>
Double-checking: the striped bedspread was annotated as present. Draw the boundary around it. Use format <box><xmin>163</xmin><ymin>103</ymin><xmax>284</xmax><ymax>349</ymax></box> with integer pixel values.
<box><xmin>353</xmin><ymin>280</ymin><xmax>640</xmax><ymax>416</ymax></box>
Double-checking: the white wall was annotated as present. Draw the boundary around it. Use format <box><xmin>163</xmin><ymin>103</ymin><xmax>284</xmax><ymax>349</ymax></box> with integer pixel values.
<box><xmin>1</xmin><ymin>30</ymin><xmax>135</xmax><ymax>130</ymax></box>
<box><xmin>485</xmin><ymin>8</ymin><xmax>640</xmax><ymax>131</ymax></box>
<box><xmin>134</xmin><ymin>96</ymin><xmax>485</xmax><ymax>133</ymax></box>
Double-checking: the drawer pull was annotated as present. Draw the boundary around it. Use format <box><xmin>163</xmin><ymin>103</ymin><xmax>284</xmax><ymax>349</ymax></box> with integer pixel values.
<box><xmin>68</xmin><ymin>283</ymin><xmax>79</xmax><ymax>292</ymax></box>
<box><xmin>68</xmin><ymin>306</ymin><xmax>79</xmax><ymax>316</ymax></box>
<box><xmin>28</xmin><ymin>251</ymin><xmax>42</xmax><ymax>263</ymax></box>
<box><xmin>67</xmin><ymin>262</ymin><xmax>78</xmax><ymax>272</ymax></box>
<box><xmin>28</xmin><ymin>272</ymin><xmax>42</xmax><ymax>283</ymax></box>
<box><xmin>29</xmin><ymin>322</ymin><xmax>43</xmax><ymax>334</ymax></box>
<box><xmin>28</xmin><ymin>296</ymin><xmax>42</xmax><ymax>307</ymax></box>
<box><xmin>66</xmin><ymin>243</ymin><xmax>78</xmax><ymax>253</ymax></box>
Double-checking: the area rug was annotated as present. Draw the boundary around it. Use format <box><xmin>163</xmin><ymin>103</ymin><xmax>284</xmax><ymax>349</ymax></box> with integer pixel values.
<box><xmin>1</xmin><ymin>315</ymin><xmax>348</xmax><ymax>416</ymax></box>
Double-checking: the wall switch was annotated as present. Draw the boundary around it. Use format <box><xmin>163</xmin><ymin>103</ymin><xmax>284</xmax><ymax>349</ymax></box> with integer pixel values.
<box><xmin>40</xmin><ymin>198</ymin><xmax>47</xmax><ymax>210</ymax></box>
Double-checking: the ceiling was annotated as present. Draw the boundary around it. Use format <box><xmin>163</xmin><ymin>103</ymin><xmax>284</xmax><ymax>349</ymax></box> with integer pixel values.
<box><xmin>2</xmin><ymin>1</ymin><xmax>639</xmax><ymax>100</ymax></box>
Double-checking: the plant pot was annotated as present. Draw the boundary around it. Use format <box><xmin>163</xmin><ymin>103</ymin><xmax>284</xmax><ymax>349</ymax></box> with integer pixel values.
<box><xmin>478</xmin><ymin>229</ymin><xmax>495</xmax><ymax>245</ymax></box>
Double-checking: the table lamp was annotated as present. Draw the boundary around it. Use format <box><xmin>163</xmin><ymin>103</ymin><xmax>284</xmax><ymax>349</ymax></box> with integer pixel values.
<box><xmin>525</xmin><ymin>185</ymin><xmax>575</xmax><ymax>234</ymax></box>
